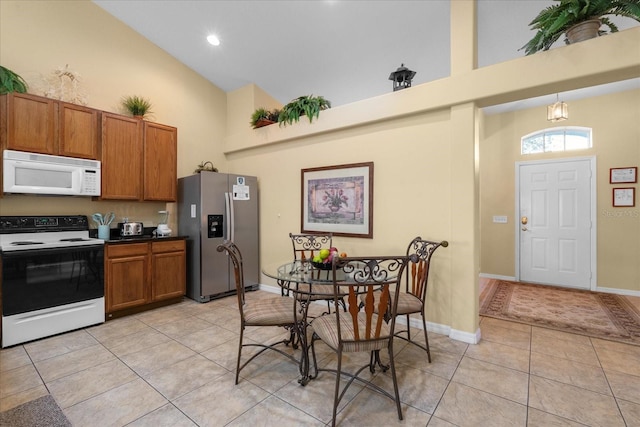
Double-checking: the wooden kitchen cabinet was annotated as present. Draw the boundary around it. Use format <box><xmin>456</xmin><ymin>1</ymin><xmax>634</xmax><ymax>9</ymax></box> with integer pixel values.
<box><xmin>100</xmin><ymin>112</ymin><xmax>143</xmax><ymax>200</ymax></box>
<box><xmin>0</xmin><ymin>93</ymin><xmax>178</xmax><ymax>201</ymax></box>
<box><xmin>105</xmin><ymin>243</ymin><xmax>149</xmax><ymax>313</ymax></box>
<box><xmin>58</xmin><ymin>102</ymin><xmax>99</xmax><ymax>159</ymax></box>
<box><xmin>100</xmin><ymin>113</ymin><xmax>177</xmax><ymax>202</ymax></box>
<box><xmin>151</xmin><ymin>240</ymin><xmax>186</xmax><ymax>301</ymax></box>
<box><xmin>0</xmin><ymin>93</ymin><xmax>99</xmax><ymax>159</ymax></box>
<box><xmin>105</xmin><ymin>239</ymin><xmax>186</xmax><ymax>317</ymax></box>
<box><xmin>144</xmin><ymin>122</ymin><xmax>177</xmax><ymax>202</ymax></box>
<box><xmin>0</xmin><ymin>93</ymin><xmax>56</xmax><ymax>154</ymax></box>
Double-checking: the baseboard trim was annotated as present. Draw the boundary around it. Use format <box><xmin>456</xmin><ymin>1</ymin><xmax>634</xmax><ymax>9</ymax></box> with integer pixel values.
<box><xmin>479</xmin><ymin>273</ymin><xmax>516</xmax><ymax>281</ymax></box>
<box><xmin>259</xmin><ymin>284</ymin><xmax>281</xmax><ymax>294</ymax></box>
<box><xmin>450</xmin><ymin>327</ymin><xmax>482</xmax><ymax>344</ymax></box>
<box><xmin>595</xmin><ymin>286</ymin><xmax>640</xmax><ymax>298</ymax></box>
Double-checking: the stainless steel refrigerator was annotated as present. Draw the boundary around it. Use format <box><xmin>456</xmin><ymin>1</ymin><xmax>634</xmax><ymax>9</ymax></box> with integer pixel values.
<box><xmin>178</xmin><ymin>171</ymin><xmax>259</xmax><ymax>302</ymax></box>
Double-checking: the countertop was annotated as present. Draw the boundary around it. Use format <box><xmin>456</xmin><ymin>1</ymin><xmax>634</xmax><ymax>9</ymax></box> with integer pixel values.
<box><xmin>89</xmin><ymin>228</ymin><xmax>187</xmax><ymax>243</ymax></box>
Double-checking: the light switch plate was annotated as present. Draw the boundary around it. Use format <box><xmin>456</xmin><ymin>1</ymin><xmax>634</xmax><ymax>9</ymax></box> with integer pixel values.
<box><xmin>493</xmin><ymin>215</ymin><xmax>508</xmax><ymax>223</ymax></box>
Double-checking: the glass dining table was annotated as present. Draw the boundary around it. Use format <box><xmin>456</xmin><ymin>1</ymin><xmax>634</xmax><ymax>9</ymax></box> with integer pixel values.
<box><xmin>262</xmin><ymin>259</ymin><xmax>393</xmax><ymax>385</ymax></box>
<box><xmin>262</xmin><ymin>260</ymin><xmax>345</xmax><ymax>385</ymax></box>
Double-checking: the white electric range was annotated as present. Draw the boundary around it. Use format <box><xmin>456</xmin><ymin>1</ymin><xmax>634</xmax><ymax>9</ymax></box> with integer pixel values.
<box><xmin>0</xmin><ymin>215</ymin><xmax>105</xmax><ymax>347</ymax></box>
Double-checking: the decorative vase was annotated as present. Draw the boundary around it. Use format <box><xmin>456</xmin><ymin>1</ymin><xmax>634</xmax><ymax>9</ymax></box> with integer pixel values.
<box><xmin>329</xmin><ymin>205</ymin><xmax>340</xmax><ymax>212</ymax></box>
<box><xmin>566</xmin><ymin>19</ymin><xmax>601</xmax><ymax>44</ymax></box>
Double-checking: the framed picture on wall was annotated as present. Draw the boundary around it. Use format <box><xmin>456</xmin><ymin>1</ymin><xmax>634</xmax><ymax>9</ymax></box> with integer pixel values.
<box><xmin>613</xmin><ymin>188</ymin><xmax>635</xmax><ymax>207</ymax></box>
<box><xmin>301</xmin><ymin>162</ymin><xmax>374</xmax><ymax>238</ymax></box>
<box><xmin>610</xmin><ymin>167</ymin><xmax>637</xmax><ymax>184</ymax></box>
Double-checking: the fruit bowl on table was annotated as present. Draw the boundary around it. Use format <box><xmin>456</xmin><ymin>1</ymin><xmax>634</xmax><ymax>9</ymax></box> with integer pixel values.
<box><xmin>311</xmin><ymin>261</ymin><xmax>332</xmax><ymax>270</ymax></box>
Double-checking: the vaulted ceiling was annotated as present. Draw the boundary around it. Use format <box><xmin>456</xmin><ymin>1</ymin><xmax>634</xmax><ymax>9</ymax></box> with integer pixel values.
<box><xmin>93</xmin><ymin>0</ymin><xmax>639</xmax><ymax>114</ymax></box>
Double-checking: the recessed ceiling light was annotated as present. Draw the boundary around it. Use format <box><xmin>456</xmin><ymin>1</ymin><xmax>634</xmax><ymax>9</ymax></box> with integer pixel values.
<box><xmin>207</xmin><ymin>34</ymin><xmax>220</xmax><ymax>46</ymax></box>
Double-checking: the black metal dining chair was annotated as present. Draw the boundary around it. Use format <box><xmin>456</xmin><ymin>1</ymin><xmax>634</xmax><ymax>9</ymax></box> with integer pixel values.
<box><xmin>394</xmin><ymin>237</ymin><xmax>448</xmax><ymax>363</ymax></box>
<box><xmin>309</xmin><ymin>255</ymin><xmax>412</xmax><ymax>426</ymax></box>
<box><xmin>290</xmin><ymin>232</ymin><xmax>333</xmax><ymax>264</ymax></box>
<box><xmin>217</xmin><ymin>241</ymin><xmax>298</xmax><ymax>384</ymax></box>
<box><xmin>287</xmin><ymin>233</ymin><xmax>343</xmax><ymax>312</ymax></box>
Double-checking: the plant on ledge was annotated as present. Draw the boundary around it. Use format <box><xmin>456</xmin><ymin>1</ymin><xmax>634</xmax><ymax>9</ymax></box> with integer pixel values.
<box><xmin>0</xmin><ymin>65</ymin><xmax>28</xmax><ymax>94</ymax></box>
<box><xmin>250</xmin><ymin>107</ymin><xmax>281</xmax><ymax>128</ymax></box>
<box><xmin>122</xmin><ymin>95</ymin><xmax>153</xmax><ymax>119</ymax></box>
<box><xmin>521</xmin><ymin>0</ymin><xmax>640</xmax><ymax>55</ymax></box>
<box><xmin>278</xmin><ymin>95</ymin><xmax>331</xmax><ymax>127</ymax></box>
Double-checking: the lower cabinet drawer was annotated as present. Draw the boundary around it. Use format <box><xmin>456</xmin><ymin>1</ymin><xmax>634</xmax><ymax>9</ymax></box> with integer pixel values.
<box><xmin>107</xmin><ymin>243</ymin><xmax>148</xmax><ymax>257</ymax></box>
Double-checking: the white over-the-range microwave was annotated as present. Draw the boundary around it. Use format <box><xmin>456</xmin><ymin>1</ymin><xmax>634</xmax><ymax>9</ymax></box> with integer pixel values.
<box><xmin>3</xmin><ymin>150</ymin><xmax>101</xmax><ymax>196</ymax></box>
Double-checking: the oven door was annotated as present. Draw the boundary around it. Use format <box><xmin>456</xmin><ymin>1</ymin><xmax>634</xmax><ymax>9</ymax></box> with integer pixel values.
<box><xmin>1</xmin><ymin>244</ymin><xmax>104</xmax><ymax>316</ymax></box>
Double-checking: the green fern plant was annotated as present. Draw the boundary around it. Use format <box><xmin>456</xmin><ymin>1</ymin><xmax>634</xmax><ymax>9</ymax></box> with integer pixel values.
<box><xmin>521</xmin><ymin>0</ymin><xmax>640</xmax><ymax>55</ymax></box>
<box><xmin>0</xmin><ymin>66</ymin><xmax>28</xmax><ymax>94</ymax></box>
<box><xmin>250</xmin><ymin>107</ymin><xmax>281</xmax><ymax>128</ymax></box>
<box><xmin>122</xmin><ymin>95</ymin><xmax>153</xmax><ymax>118</ymax></box>
<box><xmin>278</xmin><ymin>95</ymin><xmax>331</xmax><ymax>127</ymax></box>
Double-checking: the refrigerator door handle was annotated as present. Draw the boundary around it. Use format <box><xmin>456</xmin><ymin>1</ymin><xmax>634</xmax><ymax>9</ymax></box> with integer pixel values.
<box><xmin>225</xmin><ymin>192</ymin><xmax>235</xmax><ymax>242</ymax></box>
<box><xmin>230</xmin><ymin>193</ymin><xmax>235</xmax><ymax>242</ymax></box>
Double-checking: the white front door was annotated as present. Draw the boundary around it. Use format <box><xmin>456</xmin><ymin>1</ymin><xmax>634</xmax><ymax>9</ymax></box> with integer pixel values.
<box><xmin>517</xmin><ymin>158</ymin><xmax>595</xmax><ymax>289</ymax></box>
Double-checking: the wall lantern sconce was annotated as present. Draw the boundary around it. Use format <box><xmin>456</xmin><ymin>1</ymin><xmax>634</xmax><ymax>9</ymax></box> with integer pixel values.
<box><xmin>388</xmin><ymin>63</ymin><xmax>416</xmax><ymax>92</ymax></box>
<box><xmin>547</xmin><ymin>94</ymin><xmax>568</xmax><ymax>122</ymax></box>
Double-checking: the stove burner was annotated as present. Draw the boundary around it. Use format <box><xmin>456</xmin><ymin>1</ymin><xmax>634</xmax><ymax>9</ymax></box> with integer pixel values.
<box><xmin>11</xmin><ymin>241</ymin><xmax>44</xmax><ymax>246</ymax></box>
<box><xmin>59</xmin><ymin>238</ymin><xmax>90</xmax><ymax>242</ymax></box>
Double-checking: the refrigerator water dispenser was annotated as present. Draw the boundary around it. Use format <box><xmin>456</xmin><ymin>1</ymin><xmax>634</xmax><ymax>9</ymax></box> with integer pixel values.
<box><xmin>208</xmin><ymin>214</ymin><xmax>224</xmax><ymax>238</ymax></box>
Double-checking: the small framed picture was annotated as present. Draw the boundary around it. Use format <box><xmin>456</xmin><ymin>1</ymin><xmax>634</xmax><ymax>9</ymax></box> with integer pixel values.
<box><xmin>610</xmin><ymin>167</ymin><xmax>637</xmax><ymax>184</ymax></box>
<box><xmin>613</xmin><ymin>188</ymin><xmax>635</xmax><ymax>207</ymax></box>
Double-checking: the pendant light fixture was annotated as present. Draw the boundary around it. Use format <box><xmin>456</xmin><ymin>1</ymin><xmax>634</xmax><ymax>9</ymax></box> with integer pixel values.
<box><xmin>547</xmin><ymin>94</ymin><xmax>568</xmax><ymax>122</ymax></box>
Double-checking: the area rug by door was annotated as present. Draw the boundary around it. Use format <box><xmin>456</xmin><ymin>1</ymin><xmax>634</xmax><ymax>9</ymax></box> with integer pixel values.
<box><xmin>480</xmin><ymin>280</ymin><xmax>640</xmax><ymax>346</ymax></box>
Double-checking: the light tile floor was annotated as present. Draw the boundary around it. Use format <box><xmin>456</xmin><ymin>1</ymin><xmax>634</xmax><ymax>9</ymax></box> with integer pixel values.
<box><xmin>1</xmin><ymin>289</ymin><xmax>640</xmax><ymax>426</ymax></box>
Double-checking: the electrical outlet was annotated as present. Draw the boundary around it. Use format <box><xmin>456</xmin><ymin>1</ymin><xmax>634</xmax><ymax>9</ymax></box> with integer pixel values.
<box><xmin>493</xmin><ymin>215</ymin><xmax>508</xmax><ymax>224</ymax></box>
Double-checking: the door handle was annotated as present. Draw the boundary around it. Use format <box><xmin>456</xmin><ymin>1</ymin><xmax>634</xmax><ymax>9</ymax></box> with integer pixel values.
<box><xmin>521</xmin><ymin>216</ymin><xmax>528</xmax><ymax>225</ymax></box>
<box><xmin>522</xmin><ymin>226</ymin><xmax>528</xmax><ymax>231</ymax></box>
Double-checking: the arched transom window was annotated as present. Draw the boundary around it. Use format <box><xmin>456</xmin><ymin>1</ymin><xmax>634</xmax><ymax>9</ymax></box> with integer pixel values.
<box><xmin>521</xmin><ymin>127</ymin><xmax>592</xmax><ymax>155</ymax></box>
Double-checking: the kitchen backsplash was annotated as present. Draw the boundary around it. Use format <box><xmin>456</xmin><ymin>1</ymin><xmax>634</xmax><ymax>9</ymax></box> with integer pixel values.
<box><xmin>0</xmin><ymin>195</ymin><xmax>177</xmax><ymax>232</ymax></box>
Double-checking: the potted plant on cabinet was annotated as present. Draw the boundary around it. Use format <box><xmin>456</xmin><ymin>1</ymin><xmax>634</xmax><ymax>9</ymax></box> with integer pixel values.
<box><xmin>122</xmin><ymin>95</ymin><xmax>153</xmax><ymax>119</ymax></box>
<box><xmin>521</xmin><ymin>0</ymin><xmax>640</xmax><ymax>55</ymax></box>
<box><xmin>0</xmin><ymin>65</ymin><xmax>28</xmax><ymax>94</ymax></box>
<box><xmin>250</xmin><ymin>107</ymin><xmax>281</xmax><ymax>128</ymax></box>
<box><xmin>278</xmin><ymin>95</ymin><xmax>331</xmax><ymax>127</ymax></box>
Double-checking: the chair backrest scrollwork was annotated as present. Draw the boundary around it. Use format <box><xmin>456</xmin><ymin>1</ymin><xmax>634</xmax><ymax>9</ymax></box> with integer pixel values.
<box><xmin>289</xmin><ymin>232</ymin><xmax>333</xmax><ymax>262</ymax></box>
<box><xmin>405</xmin><ymin>237</ymin><xmax>448</xmax><ymax>301</ymax></box>
<box><xmin>331</xmin><ymin>256</ymin><xmax>411</xmax><ymax>342</ymax></box>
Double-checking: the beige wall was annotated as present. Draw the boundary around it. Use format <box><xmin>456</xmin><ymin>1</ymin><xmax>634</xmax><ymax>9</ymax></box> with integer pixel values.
<box><xmin>1</xmin><ymin>0</ymin><xmax>639</xmax><ymax>341</ymax></box>
<box><xmin>0</xmin><ymin>0</ymin><xmax>228</xmax><ymax>230</ymax></box>
<box><xmin>234</xmin><ymin>108</ymin><xmax>456</xmax><ymax>329</ymax></box>
<box><xmin>481</xmin><ymin>89</ymin><xmax>640</xmax><ymax>293</ymax></box>
<box><xmin>227</xmin><ymin>84</ymin><xmax>282</xmax><ymax>138</ymax></box>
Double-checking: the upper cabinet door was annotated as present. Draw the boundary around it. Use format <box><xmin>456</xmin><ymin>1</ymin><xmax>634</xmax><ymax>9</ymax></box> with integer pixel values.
<box><xmin>4</xmin><ymin>93</ymin><xmax>57</xmax><ymax>154</ymax></box>
<box><xmin>100</xmin><ymin>113</ymin><xmax>143</xmax><ymax>200</ymax></box>
<box><xmin>58</xmin><ymin>102</ymin><xmax>99</xmax><ymax>159</ymax></box>
<box><xmin>143</xmin><ymin>122</ymin><xmax>177</xmax><ymax>202</ymax></box>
